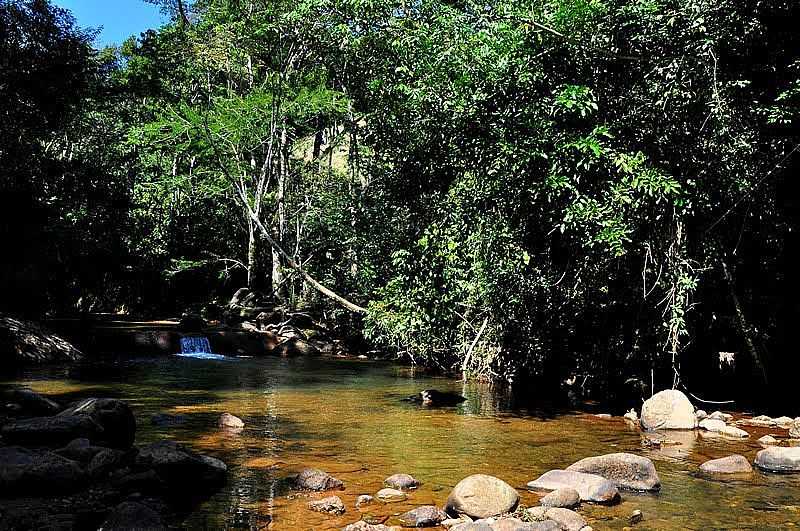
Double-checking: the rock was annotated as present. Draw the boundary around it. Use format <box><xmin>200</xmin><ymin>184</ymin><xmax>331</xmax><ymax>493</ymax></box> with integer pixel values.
<box><xmin>309</xmin><ymin>495</ymin><xmax>346</xmax><ymax>515</ymax></box>
<box><xmin>404</xmin><ymin>389</ymin><xmax>467</xmax><ymax>407</ymax></box>
<box><xmin>629</xmin><ymin>509</ymin><xmax>643</xmax><ymax>524</ymax></box>
<box><xmin>88</xmin><ymin>448</ymin><xmax>129</xmax><ymax>478</ymax></box>
<box><xmin>623</xmin><ymin>409</ymin><xmax>638</xmax><ymax>422</ymax></box>
<box><xmin>0</xmin><ymin>388</ymin><xmax>60</xmax><ymax>416</ymax></box>
<box><xmin>450</xmin><ymin>522</ymin><xmax>494</xmax><ymax>531</ymax></box>
<box><xmin>445</xmin><ymin>474</ymin><xmax>520</xmax><ymax>519</ymax></box>
<box><xmin>292</xmin><ymin>467</ymin><xmax>344</xmax><ymax>491</ymax></box>
<box><xmin>1</xmin><ymin>414</ymin><xmax>103</xmax><ymax>448</ymax></box>
<box><xmin>525</xmin><ymin>509</ymin><xmax>577</xmax><ymax>530</ymax></box>
<box><xmin>55</xmin><ymin>437</ymin><xmax>106</xmax><ymax>463</ymax></box>
<box><xmin>179</xmin><ymin>313</ymin><xmax>206</xmax><ymax>332</ymax></box>
<box><xmin>342</xmin><ymin>522</ymin><xmax>396</xmax><ymax>531</ymax></box>
<box><xmin>490</xmin><ymin>517</ymin><xmax>553</xmax><ymax>530</ymax></box>
<box><xmin>790</xmin><ymin>419</ymin><xmax>800</xmax><ymax>438</ymax></box>
<box><xmin>442</xmin><ymin>517</ymin><xmax>473</xmax><ymax>528</ymax></box>
<box><xmin>774</xmin><ymin>416</ymin><xmax>794</xmax><ymax>428</ymax></box>
<box><xmin>150</xmin><ymin>413</ymin><xmax>187</xmax><ymax>427</ymax></box>
<box><xmin>0</xmin><ymin>313</ymin><xmax>83</xmax><ymax>365</ymax></box>
<box><xmin>739</xmin><ymin>415</ymin><xmax>776</xmax><ymax>428</ymax></box>
<box><xmin>58</xmin><ymin>397</ymin><xmax>137</xmax><ymax>448</ymax></box>
<box><xmin>540</xmin><ymin>487</ymin><xmax>581</xmax><ymax>508</ymax></box>
<box><xmin>0</xmin><ymin>446</ymin><xmax>86</xmax><ymax>495</ymax></box>
<box><xmin>137</xmin><ymin>440</ymin><xmax>227</xmax><ymax>489</ymax></box>
<box><xmin>698</xmin><ymin>418</ymin><xmax>727</xmax><ymax>433</ymax></box>
<box><xmin>758</xmin><ymin>435</ymin><xmax>779</xmax><ymax>446</ymax></box>
<box><xmin>273</xmin><ymin>338</ymin><xmax>319</xmax><ymax>357</ymax></box>
<box><xmin>527</xmin><ymin>470</ymin><xmax>620</xmax><ymax>504</ymax></box>
<box><xmin>695</xmin><ymin>409</ymin><xmax>707</xmax><ymax>420</ymax></box>
<box><xmin>708</xmin><ymin>411</ymin><xmax>733</xmax><ymax>422</ymax></box>
<box><xmin>719</xmin><ymin>425</ymin><xmax>749</xmax><ymax>438</ymax></box>
<box><xmin>755</xmin><ymin>446</ymin><xmax>800</xmax><ymax>472</ymax></box>
<box><xmin>594</xmin><ymin>413</ymin><xmax>611</xmax><ymax>419</ymax></box>
<box><xmin>640</xmin><ymin>389</ymin><xmax>696</xmax><ymax>430</ymax></box>
<box><xmin>219</xmin><ymin>412</ymin><xmax>245</xmax><ymax>429</ymax></box>
<box><xmin>99</xmin><ymin>501</ymin><xmax>164</xmax><ymax>530</ymax></box>
<box><xmin>566</xmin><ymin>453</ymin><xmax>660</xmax><ymax>492</ymax></box>
<box><xmin>376</xmin><ymin>488</ymin><xmax>406</xmax><ymax>502</ymax></box>
<box><xmin>398</xmin><ymin>506</ymin><xmax>448</xmax><ymax>527</ymax></box>
<box><xmin>544</xmin><ymin>508</ymin><xmax>587</xmax><ymax>531</ymax></box>
<box><xmin>699</xmin><ymin>455</ymin><xmax>753</xmax><ymax>474</ymax></box>
<box><xmin>356</xmin><ymin>494</ymin><xmax>374</xmax><ymax>508</ymax></box>
<box><xmin>384</xmin><ymin>472</ymin><xmax>420</xmax><ymax>490</ymax></box>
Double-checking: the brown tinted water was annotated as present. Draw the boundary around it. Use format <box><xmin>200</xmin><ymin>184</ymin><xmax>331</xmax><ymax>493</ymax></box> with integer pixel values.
<box><xmin>5</xmin><ymin>355</ymin><xmax>800</xmax><ymax>530</ymax></box>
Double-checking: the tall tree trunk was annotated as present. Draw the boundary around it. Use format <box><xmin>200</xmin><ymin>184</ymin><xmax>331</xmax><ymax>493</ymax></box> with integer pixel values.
<box><xmin>722</xmin><ymin>260</ymin><xmax>768</xmax><ymax>385</ymax></box>
<box><xmin>271</xmin><ymin>123</ymin><xmax>288</xmax><ymax>301</ymax></box>
<box><xmin>246</xmin><ymin>218</ymin><xmax>257</xmax><ymax>290</ymax></box>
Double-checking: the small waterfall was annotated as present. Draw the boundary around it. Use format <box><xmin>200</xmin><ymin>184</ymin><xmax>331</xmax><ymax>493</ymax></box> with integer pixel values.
<box><xmin>180</xmin><ymin>336</ymin><xmax>211</xmax><ymax>354</ymax></box>
<box><xmin>178</xmin><ymin>336</ymin><xmax>226</xmax><ymax>360</ymax></box>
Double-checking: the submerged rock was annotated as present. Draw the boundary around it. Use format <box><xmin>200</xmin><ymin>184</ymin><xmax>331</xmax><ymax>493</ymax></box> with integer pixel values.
<box><xmin>755</xmin><ymin>447</ymin><xmax>800</xmax><ymax>472</ymax></box>
<box><xmin>99</xmin><ymin>501</ymin><xmax>165</xmax><ymax>530</ymax></box>
<box><xmin>566</xmin><ymin>453</ymin><xmax>660</xmax><ymax>492</ymax></box>
<box><xmin>528</xmin><ymin>470</ymin><xmax>620</xmax><ymax>505</ymax></box>
<box><xmin>446</xmin><ymin>474</ymin><xmax>520</xmax><ymax>519</ymax></box>
<box><xmin>0</xmin><ymin>446</ymin><xmax>86</xmax><ymax>495</ymax></box>
<box><xmin>384</xmin><ymin>472</ymin><xmax>420</xmax><ymax>490</ymax></box>
<box><xmin>376</xmin><ymin>488</ymin><xmax>406</xmax><ymax>502</ymax></box>
<box><xmin>699</xmin><ymin>455</ymin><xmax>753</xmax><ymax>475</ymax></box>
<box><xmin>308</xmin><ymin>495</ymin><xmax>346</xmax><ymax>515</ymax></box>
<box><xmin>150</xmin><ymin>413</ymin><xmax>187</xmax><ymax>427</ymax></box>
<box><xmin>539</xmin><ymin>487</ymin><xmax>580</xmax><ymax>508</ymax></box>
<box><xmin>404</xmin><ymin>389</ymin><xmax>467</xmax><ymax>407</ymax></box>
<box><xmin>640</xmin><ymin>390</ymin><xmax>696</xmax><ymax>430</ymax></box>
<box><xmin>292</xmin><ymin>468</ymin><xmax>344</xmax><ymax>491</ymax></box>
<box><xmin>398</xmin><ymin>506</ymin><xmax>448</xmax><ymax>527</ymax></box>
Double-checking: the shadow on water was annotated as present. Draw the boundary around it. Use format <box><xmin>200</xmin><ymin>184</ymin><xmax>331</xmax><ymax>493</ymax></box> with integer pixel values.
<box><xmin>5</xmin><ymin>354</ymin><xmax>800</xmax><ymax>530</ymax></box>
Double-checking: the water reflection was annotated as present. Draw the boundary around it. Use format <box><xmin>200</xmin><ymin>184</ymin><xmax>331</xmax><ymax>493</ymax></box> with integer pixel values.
<box><xmin>5</xmin><ymin>356</ymin><xmax>800</xmax><ymax>530</ymax></box>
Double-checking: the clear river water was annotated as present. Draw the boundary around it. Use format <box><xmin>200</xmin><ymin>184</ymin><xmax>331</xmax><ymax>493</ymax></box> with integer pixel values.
<box><xmin>4</xmin><ymin>355</ymin><xmax>800</xmax><ymax>530</ymax></box>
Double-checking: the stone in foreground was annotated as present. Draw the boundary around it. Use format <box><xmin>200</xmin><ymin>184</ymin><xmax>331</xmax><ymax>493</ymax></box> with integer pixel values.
<box><xmin>398</xmin><ymin>505</ymin><xmax>448</xmax><ymax>527</ymax></box>
<box><xmin>527</xmin><ymin>470</ymin><xmax>620</xmax><ymax>505</ymax></box>
<box><xmin>566</xmin><ymin>452</ymin><xmax>660</xmax><ymax>492</ymax></box>
<box><xmin>640</xmin><ymin>389</ymin><xmax>696</xmax><ymax>430</ymax></box>
<box><xmin>446</xmin><ymin>474</ymin><xmax>520</xmax><ymax>519</ymax></box>
<box><xmin>342</xmin><ymin>522</ymin><xmax>395</xmax><ymax>531</ymax></box>
<box><xmin>308</xmin><ymin>496</ymin><xmax>346</xmax><ymax>515</ymax></box>
<box><xmin>384</xmin><ymin>472</ymin><xmax>421</xmax><ymax>490</ymax></box>
<box><xmin>137</xmin><ymin>440</ymin><xmax>227</xmax><ymax>489</ymax></box>
<box><xmin>292</xmin><ymin>467</ymin><xmax>344</xmax><ymax>490</ymax></box>
<box><xmin>699</xmin><ymin>455</ymin><xmax>753</xmax><ymax>475</ymax></box>
<box><xmin>542</xmin><ymin>508</ymin><xmax>587</xmax><ymax>531</ymax></box>
<box><xmin>754</xmin><ymin>447</ymin><xmax>800</xmax><ymax>473</ymax></box>
<box><xmin>99</xmin><ymin>501</ymin><xmax>164</xmax><ymax>530</ymax></box>
<box><xmin>540</xmin><ymin>487</ymin><xmax>580</xmax><ymax>508</ymax></box>
<box><xmin>0</xmin><ymin>446</ymin><xmax>86</xmax><ymax>495</ymax></box>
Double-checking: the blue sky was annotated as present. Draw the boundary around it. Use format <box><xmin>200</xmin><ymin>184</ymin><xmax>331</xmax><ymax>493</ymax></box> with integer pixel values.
<box><xmin>54</xmin><ymin>0</ymin><xmax>166</xmax><ymax>47</ymax></box>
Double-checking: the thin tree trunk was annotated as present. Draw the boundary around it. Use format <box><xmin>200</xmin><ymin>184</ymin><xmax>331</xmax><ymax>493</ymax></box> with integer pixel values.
<box><xmin>722</xmin><ymin>261</ymin><xmax>768</xmax><ymax>385</ymax></box>
<box><xmin>246</xmin><ymin>219</ymin><xmax>257</xmax><ymax>289</ymax></box>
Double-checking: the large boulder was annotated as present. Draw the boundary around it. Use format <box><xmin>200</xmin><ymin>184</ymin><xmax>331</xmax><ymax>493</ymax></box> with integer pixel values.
<box><xmin>640</xmin><ymin>390</ymin><xmax>696</xmax><ymax>430</ymax></box>
<box><xmin>291</xmin><ymin>467</ymin><xmax>344</xmax><ymax>491</ymax></box>
<box><xmin>754</xmin><ymin>447</ymin><xmax>800</xmax><ymax>473</ymax></box>
<box><xmin>527</xmin><ymin>470</ymin><xmax>620</xmax><ymax>505</ymax></box>
<box><xmin>59</xmin><ymin>398</ymin><xmax>136</xmax><ymax>448</ymax></box>
<box><xmin>99</xmin><ymin>502</ymin><xmax>165</xmax><ymax>530</ymax></box>
<box><xmin>566</xmin><ymin>452</ymin><xmax>660</xmax><ymax>491</ymax></box>
<box><xmin>398</xmin><ymin>506</ymin><xmax>448</xmax><ymax>527</ymax></box>
<box><xmin>699</xmin><ymin>455</ymin><xmax>753</xmax><ymax>475</ymax></box>
<box><xmin>0</xmin><ymin>314</ymin><xmax>83</xmax><ymax>365</ymax></box>
<box><xmin>1</xmin><ymin>414</ymin><xmax>102</xmax><ymax>448</ymax></box>
<box><xmin>445</xmin><ymin>474</ymin><xmax>520</xmax><ymax>519</ymax></box>
<box><xmin>0</xmin><ymin>446</ymin><xmax>86</xmax><ymax>495</ymax></box>
<box><xmin>136</xmin><ymin>440</ymin><xmax>227</xmax><ymax>489</ymax></box>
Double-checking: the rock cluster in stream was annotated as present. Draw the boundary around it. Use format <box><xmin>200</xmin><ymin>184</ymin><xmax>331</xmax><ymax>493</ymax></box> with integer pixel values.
<box><xmin>0</xmin><ymin>388</ymin><xmax>228</xmax><ymax>529</ymax></box>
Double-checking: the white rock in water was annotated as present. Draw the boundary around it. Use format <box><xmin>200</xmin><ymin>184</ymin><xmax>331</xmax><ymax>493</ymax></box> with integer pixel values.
<box><xmin>623</xmin><ymin>409</ymin><xmax>638</xmax><ymax>422</ymax></box>
<box><xmin>708</xmin><ymin>411</ymin><xmax>733</xmax><ymax>422</ymax></box>
<box><xmin>758</xmin><ymin>435</ymin><xmax>779</xmax><ymax>446</ymax></box>
<box><xmin>695</xmin><ymin>410</ymin><xmax>708</xmax><ymax>420</ymax></box>
<box><xmin>699</xmin><ymin>418</ymin><xmax>727</xmax><ymax>433</ymax></box>
<box><xmin>774</xmin><ymin>416</ymin><xmax>794</xmax><ymax>429</ymax></box>
<box><xmin>719</xmin><ymin>425</ymin><xmax>749</xmax><ymax>438</ymax></box>
<box><xmin>641</xmin><ymin>390</ymin><xmax>696</xmax><ymax>430</ymax></box>
<box><xmin>790</xmin><ymin>419</ymin><xmax>800</xmax><ymax>439</ymax></box>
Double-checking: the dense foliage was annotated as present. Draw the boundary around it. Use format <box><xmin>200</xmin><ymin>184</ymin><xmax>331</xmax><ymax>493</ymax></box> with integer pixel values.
<box><xmin>2</xmin><ymin>0</ymin><xmax>798</xmax><ymax>403</ymax></box>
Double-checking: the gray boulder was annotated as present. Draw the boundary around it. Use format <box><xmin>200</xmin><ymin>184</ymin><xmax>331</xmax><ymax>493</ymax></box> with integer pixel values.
<box><xmin>384</xmin><ymin>472</ymin><xmax>420</xmax><ymax>490</ymax></box>
<box><xmin>99</xmin><ymin>501</ymin><xmax>165</xmax><ymax>530</ymax></box>
<box><xmin>699</xmin><ymin>455</ymin><xmax>753</xmax><ymax>475</ymax></box>
<box><xmin>446</xmin><ymin>474</ymin><xmax>520</xmax><ymax>519</ymax></box>
<box><xmin>755</xmin><ymin>447</ymin><xmax>800</xmax><ymax>472</ymax></box>
<box><xmin>566</xmin><ymin>452</ymin><xmax>660</xmax><ymax>491</ymax></box>
<box><xmin>527</xmin><ymin>470</ymin><xmax>620</xmax><ymax>505</ymax></box>
<box><xmin>543</xmin><ymin>508</ymin><xmax>587</xmax><ymax>531</ymax></box>
<box><xmin>0</xmin><ymin>446</ymin><xmax>86</xmax><ymax>495</ymax></box>
<box><xmin>137</xmin><ymin>440</ymin><xmax>227</xmax><ymax>489</ymax></box>
<box><xmin>308</xmin><ymin>495</ymin><xmax>346</xmax><ymax>515</ymax></box>
<box><xmin>640</xmin><ymin>389</ymin><xmax>696</xmax><ymax>430</ymax></box>
<box><xmin>540</xmin><ymin>488</ymin><xmax>580</xmax><ymax>508</ymax></box>
<box><xmin>398</xmin><ymin>505</ymin><xmax>448</xmax><ymax>527</ymax></box>
<box><xmin>292</xmin><ymin>467</ymin><xmax>344</xmax><ymax>490</ymax></box>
